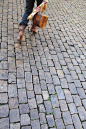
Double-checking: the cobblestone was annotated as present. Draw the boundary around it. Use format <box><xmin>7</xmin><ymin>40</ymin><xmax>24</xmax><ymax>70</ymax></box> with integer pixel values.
<box><xmin>9</xmin><ymin>97</ymin><xmax>19</xmax><ymax>109</ymax></box>
<box><xmin>62</xmin><ymin>111</ymin><xmax>73</xmax><ymax>125</ymax></box>
<box><xmin>46</xmin><ymin>115</ymin><xmax>55</xmax><ymax>127</ymax></box>
<box><xmin>0</xmin><ymin>0</ymin><xmax>86</xmax><ymax>128</ymax></box>
<box><xmin>19</xmin><ymin>104</ymin><xmax>29</xmax><ymax>114</ymax></box>
<box><xmin>10</xmin><ymin>109</ymin><xmax>20</xmax><ymax>123</ymax></box>
<box><xmin>21</xmin><ymin>114</ymin><xmax>30</xmax><ymax>126</ymax></box>
<box><xmin>72</xmin><ymin>114</ymin><xmax>82</xmax><ymax>129</ymax></box>
<box><xmin>0</xmin><ymin>105</ymin><xmax>9</xmax><ymax>118</ymax></box>
<box><xmin>10</xmin><ymin>123</ymin><xmax>20</xmax><ymax>129</ymax></box>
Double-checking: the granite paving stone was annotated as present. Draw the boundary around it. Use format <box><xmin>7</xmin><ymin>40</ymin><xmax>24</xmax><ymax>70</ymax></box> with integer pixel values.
<box><xmin>9</xmin><ymin>97</ymin><xmax>19</xmax><ymax>109</ymax></box>
<box><xmin>47</xmin><ymin>84</ymin><xmax>55</xmax><ymax>94</ymax></box>
<box><xmin>25</xmin><ymin>72</ymin><xmax>32</xmax><ymax>82</ymax></box>
<box><xmin>33</xmin><ymin>76</ymin><xmax>39</xmax><ymax>84</ymax></box>
<box><xmin>72</xmin><ymin>95</ymin><xmax>82</xmax><ymax>107</ymax></box>
<box><xmin>0</xmin><ymin>118</ymin><xmax>9</xmax><ymax>129</ymax></box>
<box><xmin>0</xmin><ymin>70</ymin><xmax>8</xmax><ymax>79</ymax></box>
<box><xmin>55</xmin><ymin>119</ymin><xmax>65</xmax><ymax>129</ymax></box>
<box><xmin>72</xmin><ymin>114</ymin><xmax>82</xmax><ymax>129</ymax></box>
<box><xmin>39</xmin><ymin>113</ymin><xmax>46</xmax><ymax>124</ymax></box>
<box><xmin>8</xmin><ymin>84</ymin><xmax>17</xmax><ymax>98</ymax></box>
<box><xmin>26</xmin><ymin>83</ymin><xmax>33</xmax><ymax>90</ymax></box>
<box><xmin>46</xmin><ymin>115</ymin><xmax>55</xmax><ymax>127</ymax></box>
<box><xmin>0</xmin><ymin>80</ymin><xmax>7</xmax><ymax>92</ymax></box>
<box><xmin>42</xmin><ymin>91</ymin><xmax>49</xmax><ymax>100</ymax></box>
<box><xmin>77</xmin><ymin>106</ymin><xmax>86</xmax><ymax>121</ymax></box>
<box><xmin>82</xmin><ymin>122</ymin><xmax>86</xmax><ymax>129</ymax></box>
<box><xmin>0</xmin><ymin>93</ymin><xmax>8</xmax><ymax>104</ymax></box>
<box><xmin>36</xmin><ymin>95</ymin><xmax>43</xmax><ymax>104</ymax></box>
<box><xmin>8</xmin><ymin>72</ymin><xmax>16</xmax><ymax>83</ymax></box>
<box><xmin>60</xmin><ymin>78</ymin><xmax>68</xmax><ymax>88</ymax></box>
<box><xmin>52</xmin><ymin>75</ymin><xmax>60</xmax><ymax>85</ymax></box>
<box><xmin>55</xmin><ymin>86</ymin><xmax>65</xmax><ymax>100</ymax></box>
<box><xmin>82</xmin><ymin>82</ymin><xmax>86</xmax><ymax>89</ymax></box>
<box><xmin>18</xmin><ymin>88</ymin><xmax>27</xmax><ymax>103</ymax></box>
<box><xmin>68</xmin><ymin>103</ymin><xmax>77</xmax><ymax>114</ymax></box>
<box><xmin>17</xmin><ymin>79</ymin><xmax>25</xmax><ymax>88</ymax></box>
<box><xmin>44</xmin><ymin>101</ymin><xmax>53</xmax><ymax>114</ymax></box>
<box><xmin>27</xmin><ymin>91</ymin><xmax>35</xmax><ymax>99</ymax></box>
<box><xmin>45</xmin><ymin>72</ymin><xmax>52</xmax><ymax>83</ymax></box>
<box><xmin>53</xmin><ymin>108</ymin><xmax>61</xmax><ymax>119</ymax></box>
<box><xmin>74</xmin><ymin>80</ymin><xmax>82</xmax><ymax>88</ymax></box>
<box><xmin>49</xmin><ymin>67</ymin><xmax>56</xmax><ymax>75</ymax></box>
<box><xmin>51</xmin><ymin>95</ymin><xmax>59</xmax><ymax>108</ymax></box>
<box><xmin>34</xmin><ymin>84</ymin><xmax>41</xmax><ymax>94</ymax></box>
<box><xmin>59</xmin><ymin>100</ymin><xmax>68</xmax><ymax>112</ymax></box>
<box><xmin>21</xmin><ymin>114</ymin><xmax>30</xmax><ymax>126</ymax></box>
<box><xmin>28</xmin><ymin>98</ymin><xmax>37</xmax><ymax>109</ymax></box>
<box><xmin>77</xmin><ymin>88</ymin><xmax>86</xmax><ymax>99</ymax></box>
<box><xmin>41</xmin><ymin>124</ymin><xmax>48</xmax><ymax>129</ymax></box>
<box><xmin>10</xmin><ymin>123</ymin><xmax>20</xmax><ymax>129</ymax></box>
<box><xmin>64</xmin><ymin>89</ymin><xmax>73</xmax><ymax>103</ymax></box>
<box><xmin>0</xmin><ymin>105</ymin><xmax>9</xmax><ymax>118</ymax></box>
<box><xmin>40</xmin><ymin>80</ymin><xmax>47</xmax><ymax>90</ymax></box>
<box><xmin>62</xmin><ymin>111</ymin><xmax>73</xmax><ymax>125</ymax></box>
<box><xmin>17</xmin><ymin>68</ymin><xmax>24</xmax><ymax>78</ymax></box>
<box><xmin>31</xmin><ymin>120</ymin><xmax>40</xmax><ymax>129</ymax></box>
<box><xmin>10</xmin><ymin>109</ymin><xmax>20</xmax><ymax>123</ymax></box>
<box><xmin>68</xmin><ymin>83</ymin><xmax>77</xmax><ymax>94</ymax></box>
<box><xmin>35</xmin><ymin>58</ymin><xmax>41</xmax><ymax>65</ymax></box>
<box><xmin>38</xmin><ymin>104</ymin><xmax>46</xmax><ymax>113</ymax></box>
<box><xmin>30</xmin><ymin>109</ymin><xmax>39</xmax><ymax>120</ymax></box>
<box><xmin>66</xmin><ymin>125</ymin><xmax>74</xmax><ymax>129</ymax></box>
<box><xmin>82</xmin><ymin>99</ymin><xmax>86</xmax><ymax>110</ymax></box>
<box><xmin>19</xmin><ymin>104</ymin><xmax>29</xmax><ymax>114</ymax></box>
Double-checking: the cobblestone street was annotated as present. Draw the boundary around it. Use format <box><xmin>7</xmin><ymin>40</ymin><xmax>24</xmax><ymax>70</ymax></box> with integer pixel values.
<box><xmin>0</xmin><ymin>0</ymin><xmax>86</xmax><ymax>128</ymax></box>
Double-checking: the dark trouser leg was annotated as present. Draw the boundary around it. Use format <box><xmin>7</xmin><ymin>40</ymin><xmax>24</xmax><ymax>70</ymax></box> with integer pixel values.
<box><xmin>37</xmin><ymin>0</ymin><xmax>43</xmax><ymax>6</ymax></box>
<box><xmin>20</xmin><ymin>0</ymin><xmax>35</xmax><ymax>26</ymax></box>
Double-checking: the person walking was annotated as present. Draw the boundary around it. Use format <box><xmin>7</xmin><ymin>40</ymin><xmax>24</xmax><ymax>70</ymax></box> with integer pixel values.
<box><xmin>17</xmin><ymin>0</ymin><xmax>48</xmax><ymax>42</ymax></box>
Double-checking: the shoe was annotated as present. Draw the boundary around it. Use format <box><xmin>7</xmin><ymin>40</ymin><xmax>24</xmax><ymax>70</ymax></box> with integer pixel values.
<box><xmin>17</xmin><ymin>25</ymin><xmax>26</xmax><ymax>42</ymax></box>
<box><xmin>30</xmin><ymin>24</ymin><xmax>38</xmax><ymax>33</ymax></box>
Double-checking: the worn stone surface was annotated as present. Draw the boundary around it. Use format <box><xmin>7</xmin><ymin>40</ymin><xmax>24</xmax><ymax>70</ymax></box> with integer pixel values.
<box><xmin>31</xmin><ymin>120</ymin><xmax>40</xmax><ymax>129</ymax></box>
<box><xmin>0</xmin><ymin>93</ymin><xmax>8</xmax><ymax>104</ymax></box>
<box><xmin>0</xmin><ymin>80</ymin><xmax>7</xmax><ymax>92</ymax></box>
<box><xmin>10</xmin><ymin>109</ymin><xmax>20</xmax><ymax>123</ymax></box>
<box><xmin>0</xmin><ymin>0</ymin><xmax>86</xmax><ymax>128</ymax></box>
<box><xmin>46</xmin><ymin>115</ymin><xmax>55</xmax><ymax>127</ymax></box>
<box><xmin>21</xmin><ymin>114</ymin><xmax>30</xmax><ymax>126</ymax></box>
<box><xmin>62</xmin><ymin>111</ymin><xmax>73</xmax><ymax>125</ymax></box>
<box><xmin>10</xmin><ymin>123</ymin><xmax>20</xmax><ymax>129</ymax></box>
<box><xmin>9</xmin><ymin>97</ymin><xmax>19</xmax><ymax>109</ymax></box>
<box><xmin>55</xmin><ymin>119</ymin><xmax>65</xmax><ymax>129</ymax></box>
<box><xmin>19</xmin><ymin>104</ymin><xmax>29</xmax><ymax>114</ymax></box>
<box><xmin>8</xmin><ymin>84</ymin><xmax>17</xmax><ymax>98</ymax></box>
<box><xmin>54</xmin><ymin>108</ymin><xmax>61</xmax><ymax>119</ymax></box>
<box><xmin>30</xmin><ymin>109</ymin><xmax>39</xmax><ymax>120</ymax></box>
<box><xmin>18</xmin><ymin>89</ymin><xmax>27</xmax><ymax>103</ymax></box>
<box><xmin>0</xmin><ymin>105</ymin><xmax>9</xmax><ymax>118</ymax></box>
<box><xmin>0</xmin><ymin>118</ymin><xmax>9</xmax><ymax>129</ymax></box>
<box><xmin>72</xmin><ymin>114</ymin><xmax>82</xmax><ymax>129</ymax></box>
<box><xmin>39</xmin><ymin>113</ymin><xmax>46</xmax><ymax>124</ymax></box>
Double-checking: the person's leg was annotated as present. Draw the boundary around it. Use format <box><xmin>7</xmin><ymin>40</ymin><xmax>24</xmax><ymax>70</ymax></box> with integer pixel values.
<box><xmin>20</xmin><ymin>0</ymin><xmax>35</xmax><ymax>26</ymax></box>
<box><xmin>37</xmin><ymin>0</ymin><xmax>43</xmax><ymax>6</ymax></box>
<box><xmin>17</xmin><ymin>0</ymin><xmax>35</xmax><ymax>42</ymax></box>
